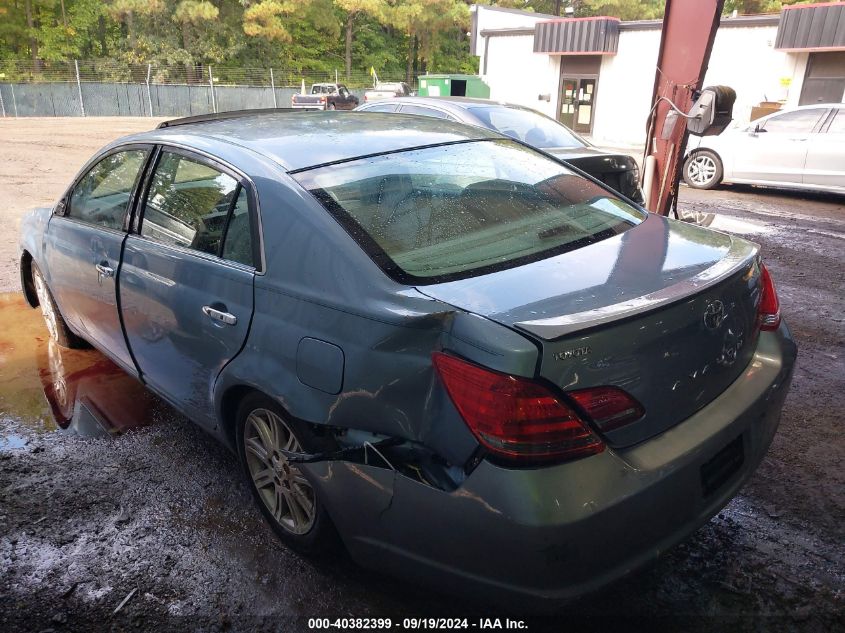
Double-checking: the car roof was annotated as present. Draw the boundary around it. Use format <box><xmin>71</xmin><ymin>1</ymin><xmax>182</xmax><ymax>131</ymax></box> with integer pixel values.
<box><xmin>361</xmin><ymin>96</ymin><xmax>520</xmax><ymax>113</ymax></box>
<box><xmin>128</xmin><ymin>110</ymin><xmax>499</xmax><ymax>172</ymax></box>
<box><xmin>793</xmin><ymin>103</ymin><xmax>844</xmax><ymax>109</ymax></box>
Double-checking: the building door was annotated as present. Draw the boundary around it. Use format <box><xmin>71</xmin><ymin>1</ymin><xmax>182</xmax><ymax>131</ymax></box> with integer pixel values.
<box><xmin>558</xmin><ymin>56</ymin><xmax>602</xmax><ymax>135</ymax></box>
<box><xmin>799</xmin><ymin>52</ymin><xmax>845</xmax><ymax>106</ymax></box>
<box><xmin>559</xmin><ymin>77</ymin><xmax>597</xmax><ymax>134</ymax></box>
<box><xmin>560</xmin><ymin>78</ymin><xmax>578</xmax><ymax>130</ymax></box>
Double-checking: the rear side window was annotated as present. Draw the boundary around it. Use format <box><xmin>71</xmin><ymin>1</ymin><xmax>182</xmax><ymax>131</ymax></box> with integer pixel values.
<box><xmin>140</xmin><ymin>150</ymin><xmax>254</xmax><ymax>266</ymax></box>
<box><xmin>69</xmin><ymin>150</ymin><xmax>147</xmax><ymax>230</ymax></box>
<box><xmin>467</xmin><ymin>106</ymin><xmax>585</xmax><ymax>149</ymax></box>
<box><xmin>221</xmin><ymin>189</ymin><xmax>254</xmax><ymax>266</ymax></box>
<box><xmin>295</xmin><ymin>139</ymin><xmax>644</xmax><ymax>284</ymax></box>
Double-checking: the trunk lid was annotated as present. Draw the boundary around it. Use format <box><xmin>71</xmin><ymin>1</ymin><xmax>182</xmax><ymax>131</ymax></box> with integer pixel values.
<box><xmin>547</xmin><ymin>148</ymin><xmax>642</xmax><ymax>202</ymax></box>
<box><xmin>418</xmin><ymin>215</ymin><xmax>762</xmax><ymax>447</ymax></box>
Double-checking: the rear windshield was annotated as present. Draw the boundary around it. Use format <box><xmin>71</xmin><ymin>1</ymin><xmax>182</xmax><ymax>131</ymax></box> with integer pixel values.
<box><xmin>467</xmin><ymin>106</ymin><xmax>586</xmax><ymax>149</ymax></box>
<box><xmin>295</xmin><ymin>139</ymin><xmax>645</xmax><ymax>284</ymax></box>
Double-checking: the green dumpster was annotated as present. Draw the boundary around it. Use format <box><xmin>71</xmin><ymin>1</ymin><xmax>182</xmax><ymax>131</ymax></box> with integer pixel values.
<box><xmin>417</xmin><ymin>74</ymin><xmax>490</xmax><ymax>99</ymax></box>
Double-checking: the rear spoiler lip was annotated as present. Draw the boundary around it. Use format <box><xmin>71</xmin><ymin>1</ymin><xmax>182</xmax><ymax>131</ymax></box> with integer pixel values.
<box><xmin>514</xmin><ymin>236</ymin><xmax>760</xmax><ymax>341</ymax></box>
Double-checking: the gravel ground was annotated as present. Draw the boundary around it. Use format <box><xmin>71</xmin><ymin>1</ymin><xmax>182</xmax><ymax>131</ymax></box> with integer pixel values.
<box><xmin>0</xmin><ymin>119</ymin><xmax>843</xmax><ymax>632</ymax></box>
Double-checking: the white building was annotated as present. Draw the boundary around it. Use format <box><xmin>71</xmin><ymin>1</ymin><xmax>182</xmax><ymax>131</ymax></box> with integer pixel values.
<box><xmin>470</xmin><ymin>2</ymin><xmax>845</xmax><ymax>146</ymax></box>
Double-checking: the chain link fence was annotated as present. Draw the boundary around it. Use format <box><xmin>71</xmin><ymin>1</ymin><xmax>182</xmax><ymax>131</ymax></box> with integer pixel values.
<box><xmin>0</xmin><ymin>60</ymin><xmax>417</xmax><ymax>118</ymax></box>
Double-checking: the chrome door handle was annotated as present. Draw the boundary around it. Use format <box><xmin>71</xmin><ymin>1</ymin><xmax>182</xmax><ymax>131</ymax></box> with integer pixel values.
<box><xmin>95</xmin><ymin>263</ymin><xmax>114</xmax><ymax>278</ymax></box>
<box><xmin>202</xmin><ymin>305</ymin><xmax>237</xmax><ymax>326</ymax></box>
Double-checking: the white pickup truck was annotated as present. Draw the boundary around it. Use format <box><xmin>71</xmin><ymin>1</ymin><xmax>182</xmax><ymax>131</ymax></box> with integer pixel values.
<box><xmin>362</xmin><ymin>82</ymin><xmax>412</xmax><ymax>104</ymax></box>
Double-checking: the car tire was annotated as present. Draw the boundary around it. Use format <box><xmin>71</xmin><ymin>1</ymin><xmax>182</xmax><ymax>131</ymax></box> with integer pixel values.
<box><xmin>236</xmin><ymin>392</ymin><xmax>338</xmax><ymax>555</ymax></box>
<box><xmin>683</xmin><ymin>150</ymin><xmax>723</xmax><ymax>189</ymax></box>
<box><xmin>31</xmin><ymin>263</ymin><xmax>87</xmax><ymax>349</ymax></box>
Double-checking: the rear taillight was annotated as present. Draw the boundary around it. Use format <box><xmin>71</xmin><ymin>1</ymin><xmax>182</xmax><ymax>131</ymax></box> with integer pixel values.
<box><xmin>759</xmin><ymin>263</ymin><xmax>781</xmax><ymax>331</ymax></box>
<box><xmin>432</xmin><ymin>352</ymin><xmax>604</xmax><ymax>464</ymax></box>
<box><xmin>568</xmin><ymin>386</ymin><xmax>644</xmax><ymax>433</ymax></box>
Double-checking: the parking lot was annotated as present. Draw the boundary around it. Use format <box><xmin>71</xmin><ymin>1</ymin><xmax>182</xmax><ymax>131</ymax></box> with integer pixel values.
<box><xmin>0</xmin><ymin>118</ymin><xmax>843</xmax><ymax>632</ymax></box>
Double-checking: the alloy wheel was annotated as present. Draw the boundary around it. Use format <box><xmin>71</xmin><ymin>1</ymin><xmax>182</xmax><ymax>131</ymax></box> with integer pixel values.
<box><xmin>688</xmin><ymin>154</ymin><xmax>717</xmax><ymax>186</ymax></box>
<box><xmin>243</xmin><ymin>408</ymin><xmax>316</xmax><ymax>535</ymax></box>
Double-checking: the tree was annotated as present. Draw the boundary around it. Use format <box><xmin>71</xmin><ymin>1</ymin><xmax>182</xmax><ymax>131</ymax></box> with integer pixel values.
<box><xmin>107</xmin><ymin>0</ymin><xmax>165</xmax><ymax>51</ymax></box>
<box><xmin>385</xmin><ymin>0</ymin><xmax>470</xmax><ymax>83</ymax></box>
<box><xmin>335</xmin><ymin>0</ymin><xmax>385</xmax><ymax>80</ymax></box>
<box><xmin>579</xmin><ymin>0</ymin><xmax>663</xmax><ymax>20</ymax></box>
<box><xmin>171</xmin><ymin>1</ymin><xmax>217</xmax><ymax>80</ymax></box>
<box><xmin>723</xmin><ymin>0</ymin><xmax>817</xmax><ymax>14</ymax></box>
<box><xmin>242</xmin><ymin>0</ymin><xmax>298</xmax><ymax>43</ymax></box>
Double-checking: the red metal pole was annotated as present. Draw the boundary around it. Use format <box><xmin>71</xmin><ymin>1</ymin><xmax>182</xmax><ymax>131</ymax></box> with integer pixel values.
<box><xmin>644</xmin><ymin>0</ymin><xmax>725</xmax><ymax>216</ymax></box>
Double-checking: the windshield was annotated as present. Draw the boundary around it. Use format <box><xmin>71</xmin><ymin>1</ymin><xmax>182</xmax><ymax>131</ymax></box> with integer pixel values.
<box><xmin>311</xmin><ymin>85</ymin><xmax>335</xmax><ymax>94</ymax></box>
<box><xmin>295</xmin><ymin>139</ymin><xmax>645</xmax><ymax>284</ymax></box>
<box><xmin>468</xmin><ymin>106</ymin><xmax>586</xmax><ymax>150</ymax></box>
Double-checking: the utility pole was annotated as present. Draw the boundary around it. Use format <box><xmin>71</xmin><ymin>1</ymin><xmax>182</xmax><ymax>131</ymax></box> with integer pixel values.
<box><xmin>208</xmin><ymin>65</ymin><xmax>217</xmax><ymax>113</ymax></box>
<box><xmin>643</xmin><ymin>0</ymin><xmax>726</xmax><ymax>215</ymax></box>
<box><xmin>74</xmin><ymin>60</ymin><xmax>85</xmax><ymax>116</ymax></box>
<box><xmin>145</xmin><ymin>63</ymin><xmax>153</xmax><ymax>117</ymax></box>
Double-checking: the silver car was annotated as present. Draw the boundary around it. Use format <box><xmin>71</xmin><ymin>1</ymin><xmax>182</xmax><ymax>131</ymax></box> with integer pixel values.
<box><xmin>19</xmin><ymin>110</ymin><xmax>796</xmax><ymax>608</ymax></box>
<box><xmin>684</xmin><ymin>103</ymin><xmax>845</xmax><ymax>193</ymax></box>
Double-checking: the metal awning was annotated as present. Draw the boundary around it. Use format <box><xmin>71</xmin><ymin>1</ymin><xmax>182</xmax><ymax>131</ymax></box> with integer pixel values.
<box><xmin>534</xmin><ymin>17</ymin><xmax>620</xmax><ymax>55</ymax></box>
<box><xmin>775</xmin><ymin>2</ymin><xmax>845</xmax><ymax>52</ymax></box>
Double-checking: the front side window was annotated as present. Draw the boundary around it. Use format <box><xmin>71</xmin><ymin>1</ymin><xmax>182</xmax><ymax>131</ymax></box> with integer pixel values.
<box><xmin>467</xmin><ymin>106</ymin><xmax>586</xmax><ymax>149</ymax></box>
<box><xmin>400</xmin><ymin>105</ymin><xmax>452</xmax><ymax>120</ymax></box>
<box><xmin>827</xmin><ymin>110</ymin><xmax>845</xmax><ymax>134</ymax></box>
<box><xmin>141</xmin><ymin>151</ymin><xmax>246</xmax><ymax>260</ymax></box>
<box><xmin>760</xmin><ymin>109</ymin><xmax>825</xmax><ymax>134</ymax></box>
<box><xmin>69</xmin><ymin>149</ymin><xmax>147</xmax><ymax>230</ymax></box>
<box><xmin>295</xmin><ymin>139</ymin><xmax>644</xmax><ymax>284</ymax></box>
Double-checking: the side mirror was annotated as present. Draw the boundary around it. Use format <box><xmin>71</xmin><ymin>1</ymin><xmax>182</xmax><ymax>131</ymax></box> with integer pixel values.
<box><xmin>687</xmin><ymin>85</ymin><xmax>736</xmax><ymax>136</ymax></box>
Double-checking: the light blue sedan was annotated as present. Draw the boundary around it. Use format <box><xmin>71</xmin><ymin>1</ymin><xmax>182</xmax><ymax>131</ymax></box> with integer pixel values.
<box><xmin>19</xmin><ymin>111</ymin><xmax>796</xmax><ymax>608</ymax></box>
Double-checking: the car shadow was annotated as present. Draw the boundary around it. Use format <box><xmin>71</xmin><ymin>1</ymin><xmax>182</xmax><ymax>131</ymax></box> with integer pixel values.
<box><xmin>693</xmin><ymin>182</ymin><xmax>845</xmax><ymax>204</ymax></box>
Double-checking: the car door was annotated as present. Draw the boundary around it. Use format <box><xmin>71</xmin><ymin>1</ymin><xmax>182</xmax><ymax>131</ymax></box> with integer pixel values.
<box><xmin>44</xmin><ymin>145</ymin><xmax>151</xmax><ymax>373</ymax></box>
<box><xmin>731</xmin><ymin>108</ymin><xmax>827</xmax><ymax>185</ymax></box>
<box><xmin>338</xmin><ymin>85</ymin><xmax>355</xmax><ymax>109</ymax></box>
<box><xmin>118</xmin><ymin>147</ymin><xmax>258</xmax><ymax>427</ymax></box>
<box><xmin>803</xmin><ymin>108</ymin><xmax>845</xmax><ymax>191</ymax></box>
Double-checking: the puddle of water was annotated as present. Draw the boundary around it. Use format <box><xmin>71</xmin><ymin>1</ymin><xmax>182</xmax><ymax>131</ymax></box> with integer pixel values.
<box><xmin>0</xmin><ymin>292</ymin><xmax>168</xmax><ymax>440</ymax></box>
<box><xmin>0</xmin><ymin>433</ymin><xmax>28</xmax><ymax>450</ymax></box>
<box><xmin>707</xmin><ymin>214</ymin><xmax>775</xmax><ymax>236</ymax></box>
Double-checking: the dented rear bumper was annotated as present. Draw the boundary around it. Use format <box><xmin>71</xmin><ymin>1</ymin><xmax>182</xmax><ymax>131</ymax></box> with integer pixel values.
<box><xmin>303</xmin><ymin>323</ymin><xmax>797</xmax><ymax>609</ymax></box>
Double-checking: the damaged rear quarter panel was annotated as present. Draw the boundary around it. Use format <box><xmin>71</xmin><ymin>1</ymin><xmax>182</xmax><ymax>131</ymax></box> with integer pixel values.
<box><xmin>214</xmin><ymin>173</ymin><xmax>539</xmax><ymax>468</ymax></box>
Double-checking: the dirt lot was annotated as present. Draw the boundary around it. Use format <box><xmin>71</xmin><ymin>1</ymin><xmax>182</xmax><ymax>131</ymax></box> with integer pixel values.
<box><xmin>0</xmin><ymin>117</ymin><xmax>167</xmax><ymax>291</ymax></box>
<box><xmin>0</xmin><ymin>118</ymin><xmax>843</xmax><ymax>632</ymax></box>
